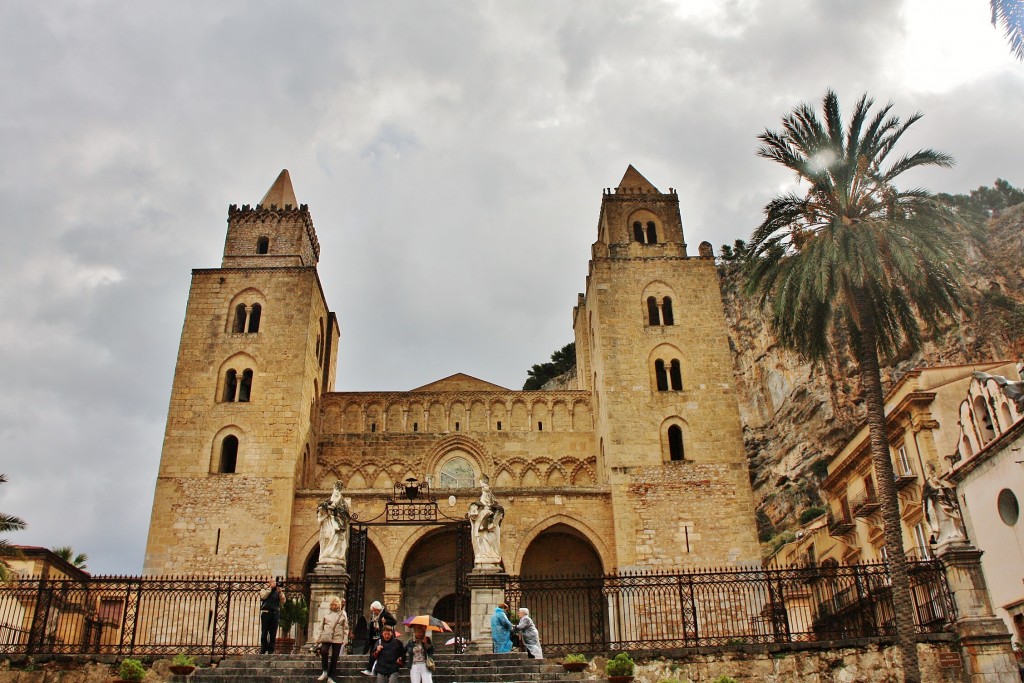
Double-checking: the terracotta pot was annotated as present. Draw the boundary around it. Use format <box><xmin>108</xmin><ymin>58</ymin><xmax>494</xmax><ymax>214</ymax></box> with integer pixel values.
<box><xmin>608</xmin><ymin>675</ymin><xmax>634</xmax><ymax>683</ymax></box>
<box><xmin>276</xmin><ymin>636</ymin><xmax>296</xmax><ymax>653</ymax></box>
<box><xmin>561</xmin><ymin>662</ymin><xmax>588</xmax><ymax>672</ymax></box>
<box><xmin>169</xmin><ymin>665</ymin><xmax>197</xmax><ymax>675</ymax></box>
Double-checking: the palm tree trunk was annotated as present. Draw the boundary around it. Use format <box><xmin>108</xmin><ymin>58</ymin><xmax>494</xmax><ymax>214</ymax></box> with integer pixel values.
<box><xmin>852</xmin><ymin>295</ymin><xmax>921</xmax><ymax>683</ymax></box>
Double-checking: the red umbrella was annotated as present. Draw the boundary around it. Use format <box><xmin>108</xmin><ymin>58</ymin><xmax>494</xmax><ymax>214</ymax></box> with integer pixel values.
<box><xmin>402</xmin><ymin>615</ymin><xmax>452</xmax><ymax>632</ymax></box>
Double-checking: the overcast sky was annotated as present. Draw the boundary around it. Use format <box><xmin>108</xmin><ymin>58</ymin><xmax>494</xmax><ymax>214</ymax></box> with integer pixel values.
<box><xmin>1</xmin><ymin>1</ymin><xmax>1021</xmax><ymax>575</ymax></box>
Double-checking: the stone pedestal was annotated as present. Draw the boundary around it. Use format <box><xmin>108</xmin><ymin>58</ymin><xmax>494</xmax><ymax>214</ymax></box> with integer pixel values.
<box><xmin>466</xmin><ymin>569</ymin><xmax>508</xmax><ymax>653</ymax></box>
<box><xmin>307</xmin><ymin>564</ymin><xmax>350</xmax><ymax>646</ymax></box>
<box><xmin>935</xmin><ymin>541</ymin><xmax>1019</xmax><ymax>682</ymax></box>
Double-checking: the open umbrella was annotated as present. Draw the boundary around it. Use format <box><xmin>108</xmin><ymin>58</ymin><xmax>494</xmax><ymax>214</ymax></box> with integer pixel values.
<box><xmin>402</xmin><ymin>615</ymin><xmax>452</xmax><ymax>632</ymax></box>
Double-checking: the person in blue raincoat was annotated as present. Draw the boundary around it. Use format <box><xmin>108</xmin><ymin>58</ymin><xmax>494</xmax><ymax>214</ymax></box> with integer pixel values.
<box><xmin>490</xmin><ymin>603</ymin><xmax>514</xmax><ymax>653</ymax></box>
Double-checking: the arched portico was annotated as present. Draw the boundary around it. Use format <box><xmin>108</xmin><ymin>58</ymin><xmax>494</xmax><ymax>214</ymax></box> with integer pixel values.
<box><xmin>512</xmin><ymin>514</ymin><xmax>612</xmax><ymax>575</ymax></box>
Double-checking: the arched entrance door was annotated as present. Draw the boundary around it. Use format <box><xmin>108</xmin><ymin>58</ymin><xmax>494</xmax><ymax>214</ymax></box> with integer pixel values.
<box><xmin>513</xmin><ymin>523</ymin><xmax>605</xmax><ymax>651</ymax></box>
<box><xmin>399</xmin><ymin>525</ymin><xmax>471</xmax><ymax>627</ymax></box>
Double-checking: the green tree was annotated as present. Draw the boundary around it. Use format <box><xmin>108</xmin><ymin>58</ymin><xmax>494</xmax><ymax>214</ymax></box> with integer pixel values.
<box><xmin>52</xmin><ymin>545</ymin><xmax>89</xmax><ymax>570</ymax></box>
<box><xmin>937</xmin><ymin>178</ymin><xmax>1024</xmax><ymax>218</ymax></box>
<box><xmin>1</xmin><ymin>474</ymin><xmax>27</xmax><ymax>581</ymax></box>
<box><xmin>523</xmin><ymin>343</ymin><xmax>576</xmax><ymax>390</ymax></box>
<box><xmin>991</xmin><ymin>0</ymin><xmax>1024</xmax><ymax>60</ymax></box>
<box><xmin>744</xmin><ymin>90</ymin><xmax>965</xmax><ymax>683</ymax></box>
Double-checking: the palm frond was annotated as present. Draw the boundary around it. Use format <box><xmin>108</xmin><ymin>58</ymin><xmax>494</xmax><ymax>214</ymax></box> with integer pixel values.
<box><xmin>992</xmin><ymin>0</ymin><xmax>1024</xmax><ymax>60</ymax></box>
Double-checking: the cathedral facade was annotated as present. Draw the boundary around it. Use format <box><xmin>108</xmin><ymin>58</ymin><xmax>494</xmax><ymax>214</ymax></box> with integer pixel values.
<box><xmin>144</xmin><ymin>166</ymin><xmax>760</xmax><ymax>618</ymax></box>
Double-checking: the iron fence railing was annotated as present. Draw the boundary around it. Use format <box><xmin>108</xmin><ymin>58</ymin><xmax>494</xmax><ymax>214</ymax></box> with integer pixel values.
<box><xmin>503</xmin><ymin>560</ymin><xmax>954</xmax><ymax>655</ymax></box>
<box><xmin>0</xmin><ymin>576</ymin><xmax>309</xmax><ymax>657</ymax></box>
<box><xmin>0</xmin><ymin>561</ymin><xmax>954</xmax><ymax>658</ymax></box>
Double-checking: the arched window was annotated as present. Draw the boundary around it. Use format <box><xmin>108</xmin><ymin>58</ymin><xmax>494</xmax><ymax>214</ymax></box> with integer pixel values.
<box><xmin>238</xmin><ymin>369</ymin><xmax>253</xmax><ymax>402</ymax></box>
<box><xmin>974</xmin><ymin>395</ymin><xmax>995</xmax><ymax>444</ymax></box>
<box><xmin>223</xmin><ymin>370</ymin><xmax>238</xmax><ymax>402</ymax></box>
<box><xmin>247</xmin><ymin>304</ymin><xmax>261</xmax><ymax>333</ymax></box>
<box><xmin>233</xmin><ymin>304</ymin><xmax>247</xmax><ymax>333</ymax></box>
<box><xmin>670</xmin><ymin>360</ymin><xmax>683</xmax><ymax>390</ymax></box>
<box><xmin>668</xmin><ymin>426</ymin><xmax>684</xmax><ymax>461</ymax></box>
<box><xmin>662</xmin><ymin>297</ymin><xmax>674</xmax><ymax>325</ymax></box>
<box><xmin>633</xmin><ymin>221</ymin><xmax>644</xmax><ymax>243</ymax></box>
<box><xmin>647</xmin><ymin>297</ymin><xmax>659</xmax><ymax>326</ymax></box>
<box><xmin>439</xmin><ymin>456</ymin><xmax>475</xmax><ymax>489</ymax></box>
<box><xmin>961</xmin><ymin>435</ymin><xmax>974</xmax><ymax>459</ymax></box>
<box><xmin>256</xmin><ymin>236</ymin><xmax>270</xmax><ymax>254</ymax></box>
<box><xmin>646</xmin><ymin>221</ymin><xmax>657</xmax><ymax>244</ymax></box>
<box><xmin>220</xmin><ymin>436</ymin><xmax>238</xmax><ymax>474</ymax></box>
<box><xmin>655</xmin><ymin>360</ymin><xmax>668</xmax><ymax>391</ymax></box>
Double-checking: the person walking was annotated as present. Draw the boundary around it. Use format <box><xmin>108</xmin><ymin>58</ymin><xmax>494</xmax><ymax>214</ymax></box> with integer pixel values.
<box><xmin>361</xmin><ymin>600</ymin><xmax>396</xmax><ymax>675</ymax></box>
<box><xmin>490</xmin><ymin>603</ymin><xmax>514</xmax><ymax>653</ymax></box>
<box><xmin>258</xmin><ymin>578</ymin><xmax>284</xmax><ymax>654</ymax></box>
<box><xmin>372</xmin><ymin>625</ymin><xmax>405</xmax><ymax>683</ymax></box>
<box><xmin>515</xmin><ymin>607</ymin><xmax>543</xmax><ymax>659</ymax></box>
<box><xmin>405</xmin><ymin>624</ymin><xmax>435</xmax><ymax>683</ymax></box>
<box><xmin>314</xmin><ymin>596</ymin><xmax>349</xmax><ymax>683</ymax></box>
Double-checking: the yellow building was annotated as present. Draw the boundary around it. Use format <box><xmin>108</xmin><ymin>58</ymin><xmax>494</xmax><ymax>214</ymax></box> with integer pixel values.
<box><xmin>143</xmin><ymin>167</ymin><xmax>760</xmax><ymax>622</ymax></box>
<box><xmin>770</xmin><ymin>361</ymin><xmax>1020</xmax><ymax>568</ymax></box>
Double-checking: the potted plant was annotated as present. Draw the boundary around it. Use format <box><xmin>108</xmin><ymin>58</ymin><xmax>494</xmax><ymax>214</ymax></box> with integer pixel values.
<box><xmin>277</xmin><ymin>597</ymin><xmax>308</xmax><ymax>653</ymax></box>
<box><xmin>561</xmin><ymin>653</ymin><xmax>588</xmax><ymax>672</ymax></box>
<box><xmin>169</xmin><ymin>653</ymin><xmax>197</xmax><ymax>676</ymax></box>
<box><xmin>605</xmin><ymin>652</ymin><xmax>635</xmax><ymax>683</ymax></box>
<box><xmin>115</xmin><ymin>658</ymin><xmax>146</xmax><ymax>682</ymax></box>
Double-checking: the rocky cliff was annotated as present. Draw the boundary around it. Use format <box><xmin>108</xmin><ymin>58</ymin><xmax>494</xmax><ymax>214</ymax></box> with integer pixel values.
<box><xmin>720</xmin><ymin>204</ymin><xmax>1024</xmax><ymax>547</ymax></box>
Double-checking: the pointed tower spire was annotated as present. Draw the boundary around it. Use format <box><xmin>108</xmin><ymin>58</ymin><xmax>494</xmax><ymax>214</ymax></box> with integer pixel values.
<box><xmin>616</xmin><ymin>165</ymin><xmax>659</xmax><ymax>194</ymax></box>
<box><xmin>260</xmin><ymin>169</ymin><xmax>298</xmax><ymax>208</ymax></box>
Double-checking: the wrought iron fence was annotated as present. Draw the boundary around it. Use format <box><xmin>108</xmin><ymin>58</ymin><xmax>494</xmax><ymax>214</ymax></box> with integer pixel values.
<box><xmin>0</xmin><ymin>575</ymin><xmax>309</xmax><ymax>657</ymax></box>
<box><xmin>503</xmin><ymin>560</ymin><xmax>955</xmax><ymax>655</ymax></box>
<box><xmin>0</xmin><ymin>561</ymin><xmax>954</xmax><ymax>658</ymax></box>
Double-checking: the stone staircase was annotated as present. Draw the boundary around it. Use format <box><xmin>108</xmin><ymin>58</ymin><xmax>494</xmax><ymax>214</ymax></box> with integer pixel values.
<box><xmin>184</xmin><ymin>652</ymin><xmax>572</xmax><ymax>683</ymax></box>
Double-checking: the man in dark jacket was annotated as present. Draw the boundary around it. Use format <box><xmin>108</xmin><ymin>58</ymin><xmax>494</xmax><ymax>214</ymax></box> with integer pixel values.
<box><xmin>258</xmin><ymin>578</ymin><xmax>284</xmax><ymax>654</ymax></box>
<box><xmin>361</xmin><ymin>600</ymin><xmax>397</xmax><ymax>675</ymax></box>
<box><xmin>372</xmin><ymin>625</ymin><xmax>405</xmax><ymax>683</ymax></box>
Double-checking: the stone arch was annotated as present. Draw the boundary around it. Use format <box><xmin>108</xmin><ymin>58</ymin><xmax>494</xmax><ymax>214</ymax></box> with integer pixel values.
<box><xmin>521</xmin><ymin>465</ymin><xmax>543</xmax><ymax>487</ymax></box>
<box><xmin>489</xmin><ymin>400</ymin><xmax>508</xmax><ymax>431</ymax></box>
<box><xmin>210</xmin><ymin>425</ymin><xmax>244</xmax><ymax>474</ymax></box>
<box><xmin>511</xmin><ymin>515</ymin><xmax>611</xmax><ymax>576</ymax></box>
<box><xmin>627</xmin><ymin>208</ymin><xmax>661</xmax><ymax>245</ymax></box>
<box><xmin>570</xmin><ymin>460</ymin><xmax>597</xmax><ymax>485</ymax></box>
<box><xmin>322</xmin><ymin>401</ymin><xmax>343</xmax><ymax>433</ymax></box>
<box><xmin>660</xmin><ymin>416</ymin><xmax>690</xmax><ymax>462</ymax></box>
<box><xmin>423</xmin><ymin>434</ymin><xmax>494</xmax><ymax>483</ymax></box>
<box><xmin>546</xmin><ymin>462</ymin><xmax>569</xmax><ymax>486</ymax></box>
<box><xmin>226</xmin><ymin>287</ymin><xmax>267</xmax><ymax>333</ymax></box>
<box><xmin>551</xmin><ymin>400</ymin><xmax>571</xmax><ymax>431</ymax></box>
<box><xmin>571</xmin><ymin>400</ymin><xmax>593</xmax><ymax>431</ymax></box>
<box><xmin>531</xmin><ymin>399</ymin><xmax>551</xmax><ymax>431</ymax></box>
<box><xmin>510</xmin><ymin>400</ymin><xmax>529</xmax><ymax>431</ymax></box>
<box><xmin>469</xmin><ymin>400</ymin><xmax>488</xmax><ymax>431</ymax></box>
<box><xmin>648</xmin><ymin>343</ymin><xmax>685</xmax><ymax>392</ymax></box>
<box><xmin>385</xmin><ymin>402</ymin><xmax>405</xmax><ymax>432</ymax></box>
<box><xmin>450</xmin><ymin>401</ymin><xmax>467</xmax><ymax>432</ymax></box>
<box><xmin>365</xmin><ymin>402</ymin><xmax>383</xmax><ymax>433</ymax></box>
<box><xmin>342</xmin><ymin>402</ymin><xmax>362</xmax><ymax>433</ymax></box>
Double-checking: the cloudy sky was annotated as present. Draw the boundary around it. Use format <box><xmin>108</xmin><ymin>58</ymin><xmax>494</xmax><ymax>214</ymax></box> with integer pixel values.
<box><xmin>1</xmin><ymin>1</ymin><xmax>1021</xmax><ymax>575</ymax></box>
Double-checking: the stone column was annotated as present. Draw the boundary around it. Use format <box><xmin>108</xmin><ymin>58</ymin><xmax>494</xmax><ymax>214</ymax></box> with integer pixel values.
<box><xmin>466</xmin><ymin>569</ymin><xmax>508</xmax><ymax>653</ymax></box>
<box><xmin>307</xmin><ymin>564</ymin><xmax>350</xmax><ymax>647</ymax></box>
<box><xmin>934</xmin><ymin>540</ymin><xmax>1019</xmax><ymax>682</ymax></box>
<box><xmin>384</xmin><ymin>577</ymin><xmax>403</xmax><ymax>631</ymax></box>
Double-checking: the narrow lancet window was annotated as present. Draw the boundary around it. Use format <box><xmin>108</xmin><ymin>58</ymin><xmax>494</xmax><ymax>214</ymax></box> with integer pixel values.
<box><xmin>238</xmin><ymin>369</ymin><xmax>253</xmax><ymax>402</ymax></box>
<box><xmin>662</xmin><ymin>297</ymin><xmax>674</xmax><ymax>326</ymax></box>
<box><xmin>668</xmin><ymin>426</ymin><xmax>684</xmax><ymax>461</ymax></box>
<box><xmin>223</xmin><ymin>370</ymin><xmax>238</xmax><ymax>402</ymax></box>
<box><xmin>655</xmin><ymin>360</ymin><xmax>668</xmax><ymax>391</ymax></box>
<box><xmin>647</xmin><ymin>297</ymin><xmax>659</xmax><ymax>326</ymax></box>
<box><xmin>670</xmin><ymin>360</ymin><xmax>683</xmax><ymax>390</ymax></box>
<box><xmin>646</xmin><ymin>221</ymin><xmax>657</xmax><ymax>244</ymax></box>
<box><xmin>220</xmin><ymin>436</ymin><xmax>239</xmax><ymax>473</ymax></box>
<box><xmin>247</xmin><ymin>304</ymin><xmax>262</xmax><ymax>333</ymax></box>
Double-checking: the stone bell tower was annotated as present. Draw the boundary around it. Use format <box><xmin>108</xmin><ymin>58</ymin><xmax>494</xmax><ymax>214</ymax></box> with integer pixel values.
<box><xmin>572</xmin><ymin>165</ymin><xmax>759</xmax><ymax>569</ymax></box>
<box><xmin>143</xmin><ymin>170</ymin><xmax>339</xmax><ymax>576</ymax></box>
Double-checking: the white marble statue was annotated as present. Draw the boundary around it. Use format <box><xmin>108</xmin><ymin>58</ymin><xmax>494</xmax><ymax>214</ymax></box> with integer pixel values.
<box><xmin>468</xmin><ymin>478</ymin><xmax>504</xmax><ymax>567</ymax></box>
<box><xmin>923</xmin><ymin>475</ymin><xmax>967</xmax><ymax>546</ymax></box>
<box><xmin>317</xmin><ymin>481</ymin><xmax>352</xmax><ymax>566</ymax></box>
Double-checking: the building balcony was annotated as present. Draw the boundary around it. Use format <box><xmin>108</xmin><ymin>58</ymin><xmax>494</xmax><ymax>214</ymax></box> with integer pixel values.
<box><xmin>827</xmin><ymin>512</ymin><xmax>856</xmax><ymax>537</ymax></box>
<box><xmin>850</xmin><ymin>492</ymin><xmax>881</xmax><ymax>518</ymax></box>
<box><xmin>893</xmin><ymin>472</ymin><xmax>917</xmax><ymax>490</ymax></box>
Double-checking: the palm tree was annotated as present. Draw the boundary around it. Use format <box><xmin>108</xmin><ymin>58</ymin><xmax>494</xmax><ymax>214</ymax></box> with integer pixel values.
<box><xmin>991</xmin><ymin>0</ymin><xmax>1024</xmax><ymax>60</ymax></box>
<box><xmin>1</xmin><ymin>474</ymin><xmax>27</xmax><ymax>581</ymax></box>
<box><xmin>52</xmin><ymin>546</ymin><xmax>89</xmax><ymax>571</ymax></box>
<box><xmin>744</xmin><ymin>90</ymin><xmax>965</xmax><ymax>683</ymax></box>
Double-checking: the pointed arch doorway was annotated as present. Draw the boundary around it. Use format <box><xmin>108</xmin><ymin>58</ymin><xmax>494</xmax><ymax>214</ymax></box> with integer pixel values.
<box><xmin>343</xmin><ymin>479</ymin><xmax>474</xmax><ymax>651</ymax></box>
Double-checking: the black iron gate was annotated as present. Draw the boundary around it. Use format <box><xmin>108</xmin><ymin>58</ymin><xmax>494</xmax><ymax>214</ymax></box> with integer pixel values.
<box><xmin>343</xmin><ymin>479</ymin><xmax>472</xmax><ymax>652</ymax></box>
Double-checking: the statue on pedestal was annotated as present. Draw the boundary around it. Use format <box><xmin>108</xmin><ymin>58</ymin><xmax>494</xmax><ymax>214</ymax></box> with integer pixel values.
<box><xmin>468</xmin><ymin>477</ymin><xmax>504</xmax><ymax>567</ymax></box>
<box><xmin>923</xmin><ymin>474</ymin><xmax>967</xmax><ymax>546</ymax></box>
<box><xmin>317</xmin><ymin>481</ymin><xmax>352</xmax><ymax>567</ymax></box>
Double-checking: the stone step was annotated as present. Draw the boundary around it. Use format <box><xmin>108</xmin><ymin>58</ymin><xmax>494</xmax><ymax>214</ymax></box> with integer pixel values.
<box><xmin>188</xmin><ymin>653</ymin><xmax>563</xmax><ymax>683</ymax></box>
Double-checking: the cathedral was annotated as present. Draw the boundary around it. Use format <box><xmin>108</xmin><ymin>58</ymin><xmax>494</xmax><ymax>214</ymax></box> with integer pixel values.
<box><xmin>144</xmin><ymin>166</ymin><xmax>760</xmax><ymax>620</ymax></box>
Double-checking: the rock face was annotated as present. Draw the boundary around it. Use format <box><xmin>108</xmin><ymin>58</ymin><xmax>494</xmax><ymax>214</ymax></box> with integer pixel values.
<box><xmin>720</xmin><ymin>205</ymin><xmax>1024</xmax><ymax>546</ymax></box>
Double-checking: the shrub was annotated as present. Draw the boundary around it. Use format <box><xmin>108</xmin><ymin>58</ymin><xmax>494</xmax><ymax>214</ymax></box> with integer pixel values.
<box><xmin>172</xmin><ymin>653</ymin><xmax>196</xmax><ymax>667</ymax></box>
<box><xmin>799</xmin><ymin>506</ymin><xmax>826</xmax><ymax>525</ymax></box>
<box><xmin>118</xmin><ymin>658</ymin><xmax>146</xmax><ymax>681</ymax></box>
<box><xmin>605</xmin><ymin>653</ymin><xmax>635</xmax><ymax>677</ymax></box>
<box><xmin>563</xmin><ymin>654</ymin><xmax>587</xmax><ymax>663</ymax></box>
